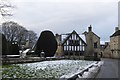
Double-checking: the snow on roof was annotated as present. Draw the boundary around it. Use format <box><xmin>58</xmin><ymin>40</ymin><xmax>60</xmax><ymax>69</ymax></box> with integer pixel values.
<box><xmin>61</xmin><ymin>35</ymin><xmax>68</xmax><ymax>42</ymax></box>
<box><xmin>79</xmin><ymin>35</ymin><xmax>86</xmax><ymax>43</ymax></box>
<box><xmin>100</xmin><ymin>41</ymin><xmax>105</xmax><ymax>45</ymax></box>
<box><xmin>100</xmin><ymin>41</ymin><xmax>110</xmax><ymax>45</ymax></box>
<box><xmin>22</xmin><ymin>49</ymin><xmax>30</xmax><ymax>54</ymax></box>
<box><xmin>61</xmin><ymin>34</ymin><xmax>86</xmax><ymax>43</ymax></box>
<box><xmin>110</xmin><ymin>30</ymin><xmax>120</xmax><ymax>37</ymax></box>
<box><xmin>6</xmin><ymin>55</ymin><xmax>20</xmax><ymax>57</ymax></box>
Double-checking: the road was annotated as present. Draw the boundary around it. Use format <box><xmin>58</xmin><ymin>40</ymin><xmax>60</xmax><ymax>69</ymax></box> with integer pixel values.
<box><xmin>96</xmin><ymin>58</ymin><xmax>120</xmax><ymax>79</ymax></box>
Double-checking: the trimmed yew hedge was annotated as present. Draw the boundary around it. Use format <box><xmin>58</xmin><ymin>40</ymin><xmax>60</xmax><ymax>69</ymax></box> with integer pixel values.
<box><xmin>2</xmin><ymin>33</ymin><xmax>19</xmax><ymax>56</ymax></box>
<box><xmin>35</xmin><ymin>30</ymin><xmax>57</xmax><ymax>57</ymax></box>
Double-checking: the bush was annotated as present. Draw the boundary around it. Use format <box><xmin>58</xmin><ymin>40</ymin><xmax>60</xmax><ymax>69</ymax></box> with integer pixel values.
<box><xmin>35</xmin><ymin>30</ymin><xmax>57</xmax><ymax>57</ymax></box>
<box><xmin>2</xmin><ymin>33</ymin><xmax>7</xmax><ymax>55</ymax></box>
<box><xmin>1</xmin><ymin>33</ymin><xmax>20</xmax><ymax>56</ymax></box>
<box><xmin>5</xmin><ymin>42</ymin><xmax>19</xmax><ymax>55</ymax></box>
<box><xmin>11</xmin><ymin>43</ymin><xmax>19</xmax><ymax>55</ymax></box>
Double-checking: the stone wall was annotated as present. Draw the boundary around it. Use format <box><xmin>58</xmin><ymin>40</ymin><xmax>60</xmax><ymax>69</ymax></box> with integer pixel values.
<box><xmin>102</xmin><ymin>43</ymin><xmax>111</xmax><ymax>58</ymax></box>
<box><xmin>110</xmin><ymin>36</ymin><xmax>120</xmax><ymax>58</ymax></box>
<box><xmin>55</xmin><ymin>45</ymin><xmax>64</xmax><ymax>57</ymax></box>
<box><xmin>92</xmin><ymin>32</ymin><xmax>100</xmax><ymax>57</ymax></box>
<box><xmin>85</xmin><ymin>31</ymin><xmax>94</xmax><ymax>56</ymax></box>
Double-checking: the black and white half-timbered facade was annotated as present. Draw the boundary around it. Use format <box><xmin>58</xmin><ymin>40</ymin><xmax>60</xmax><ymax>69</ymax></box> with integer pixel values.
<box><xmin>62</xmin><ymin>30</ymin><xmax>87</xmax><ymax>56</ymax></box>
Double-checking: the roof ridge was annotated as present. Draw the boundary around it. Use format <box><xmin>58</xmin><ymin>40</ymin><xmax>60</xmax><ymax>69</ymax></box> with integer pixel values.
<box><xmin>110</xmin><ymin>30</ymin><xmax>120</xmax><ymax>37</ymax></box>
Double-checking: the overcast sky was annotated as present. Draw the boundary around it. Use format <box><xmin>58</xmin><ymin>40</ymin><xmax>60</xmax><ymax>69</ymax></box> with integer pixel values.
<box><xmin>2</xmin><ymin>0</ymin><xmax>120</xmax><ymax>42</ymax></box>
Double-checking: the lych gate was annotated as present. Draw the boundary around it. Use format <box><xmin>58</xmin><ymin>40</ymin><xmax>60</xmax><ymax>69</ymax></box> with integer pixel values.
<box><xmin>62</xmin><ymin>30</ymin><xmax>87</xmax><ymax>56</ymax></box>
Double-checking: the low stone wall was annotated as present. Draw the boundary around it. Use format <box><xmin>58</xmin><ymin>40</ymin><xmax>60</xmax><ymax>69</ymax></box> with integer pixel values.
<box><xmin>60</xmin><ymin>61</ymin><xmax>104</xmax><ymax>80</ymax></box>
<box><xmin>2</xmin><ymin>56</ymin><xmax>84</xmax><ymax>65</ymax></box>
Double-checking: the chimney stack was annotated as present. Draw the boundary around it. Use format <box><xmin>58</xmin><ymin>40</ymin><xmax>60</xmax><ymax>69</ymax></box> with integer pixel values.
<box><xmin>115</xmin><ymin>27</ymin><xmax>119</xmax><ymax>32</ymax></box>
<box><xmin>56</xmin><ymin>34</ymin><xmax>61</xmax><ymax>40</ymax></box>
<box><xmin>88</xmin><ymin>25</ymin><xmax>92</xmax><ymax>32</ymax></box>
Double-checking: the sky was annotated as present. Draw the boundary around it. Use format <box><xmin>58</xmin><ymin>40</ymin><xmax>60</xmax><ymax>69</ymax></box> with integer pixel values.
<box><xmin>1</xmin><ymin>0</ymin><xmax>120</xmax><ymax>43</ymax></box>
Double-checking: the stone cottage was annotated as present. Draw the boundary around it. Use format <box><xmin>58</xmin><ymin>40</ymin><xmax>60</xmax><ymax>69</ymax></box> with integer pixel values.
<box><xmin>110</xmin><ymin>27</ymin><xmax>120</xmax><ymax>58</ymax></box>
<box><xmin>83</xmin><ymin>25</ymin><xmax>100</xmax><ymax>59</ymax></box>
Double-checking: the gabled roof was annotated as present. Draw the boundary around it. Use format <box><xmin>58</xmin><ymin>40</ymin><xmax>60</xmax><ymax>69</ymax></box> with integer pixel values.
<box><xmin>110</xmin><ymin>30</ymin><xmax>120</xmax><ymax>37</ymax></box>
<box><xmin>83</xmin><ymin>31</ymin><xmax>100</xmax><ymax>39</ymax></box>
<box><xmin>62</xmin><ymin>30</ymin><xmax>87</xmax><ymax>46</ymax></box>
<box><xmin>92</xmin><ymin>32</ymin><xmax>100</xmax><ymax>39</ymax></box>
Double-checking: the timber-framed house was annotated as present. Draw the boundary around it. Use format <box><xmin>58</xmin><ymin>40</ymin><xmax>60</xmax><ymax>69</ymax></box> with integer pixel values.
<box><xmin>62</xmin><ymin>30</ymin><xmax>87</xmax><ymax>56</ymax></box>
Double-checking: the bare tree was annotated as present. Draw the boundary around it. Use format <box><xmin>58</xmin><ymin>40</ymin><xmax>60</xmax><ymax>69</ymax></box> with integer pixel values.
<box><xmin>2</xmin><ymin>21</ymin><xmax>38</xmax><ymax>49</ymax></box>
<box><xmin>0</xmin><ymin>0</ymin><xmax>13</xmax><ymax>17</ymax></box>
<box><xmin>27</xmin><ymin>30</ymin><xmax>38</xmax><ymax>48</ymax></box>
<box><xmin>2</xmin><ymin>21</ymin><xmax>27</xmax><ymax>42</ymax></box>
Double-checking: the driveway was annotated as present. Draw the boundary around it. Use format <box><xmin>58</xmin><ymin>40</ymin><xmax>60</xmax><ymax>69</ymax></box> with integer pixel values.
<box><xmin>96</xmin><ymin>58</ymin><xmax>120</xmax><ymax>79</ymax></box>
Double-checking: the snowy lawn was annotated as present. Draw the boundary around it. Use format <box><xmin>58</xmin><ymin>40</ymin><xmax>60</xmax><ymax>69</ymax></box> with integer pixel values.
<box><xmin>2</xmin><ymin>60</ymin><xmax>97</xmax><ymax>78</ymax></box>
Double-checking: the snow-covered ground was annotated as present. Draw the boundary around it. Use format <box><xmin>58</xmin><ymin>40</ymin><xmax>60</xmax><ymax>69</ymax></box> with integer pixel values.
<box><xmin>18</xmin><ymin>60</ymin><xmax>96</xmax><ymax>78</ymax></box>
<box><xmin>2</xmin><ymin>60</ymin><xmax>103</xmax><ymax>78</ymax></box>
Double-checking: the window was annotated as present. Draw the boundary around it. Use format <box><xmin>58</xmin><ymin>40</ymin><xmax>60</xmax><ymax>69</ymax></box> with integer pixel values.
<box><xmin>94</xmin><ymin>42</ymin><xmax>97</xmax><ymax>48</ymax></box>
<box><xmin>68</xmin><ymin>40</ymin><xmax>80</xmax><ymax>46</ymax></box>
<box><xmin>69</xmin><ymin>40</ymin><xmax>73</xmax><ymax>45</ymax></box>
<box><xmin>75</xmin><ymin>40</ymin><xmax>80</xmax><ymax>46</ymax></box>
